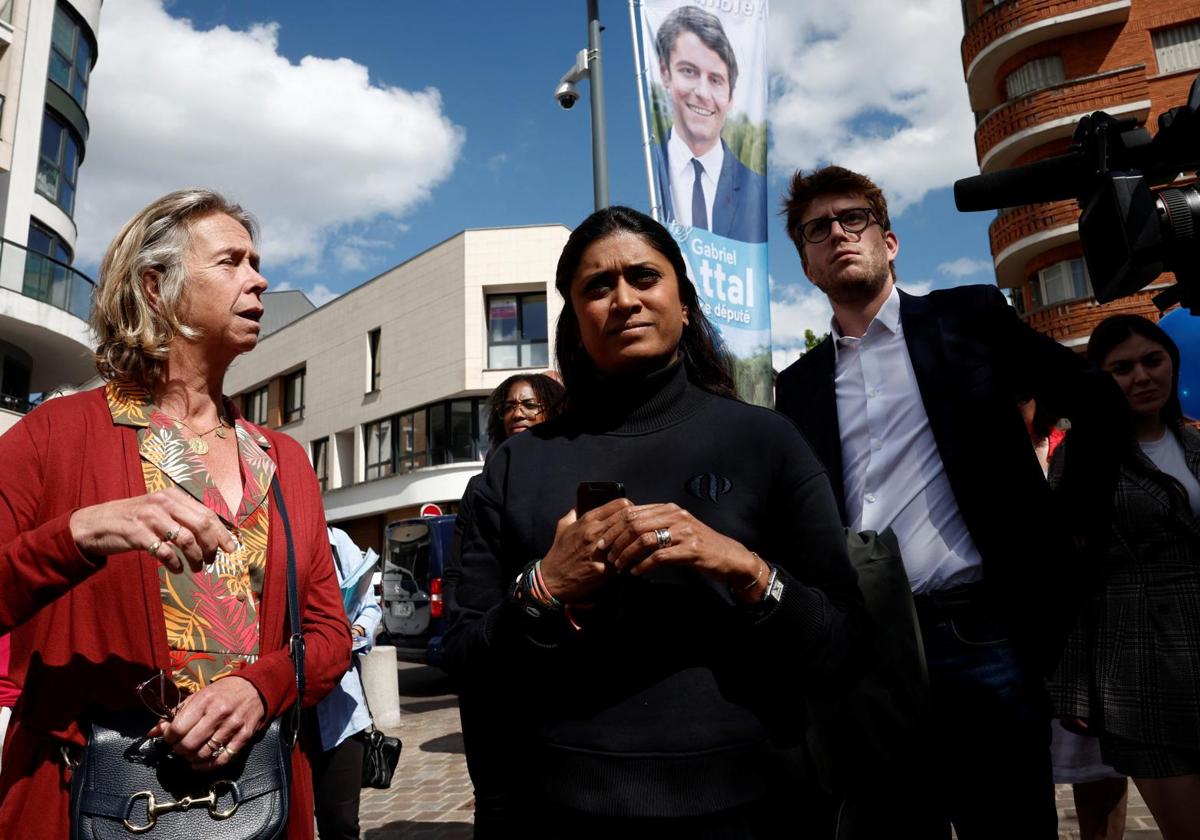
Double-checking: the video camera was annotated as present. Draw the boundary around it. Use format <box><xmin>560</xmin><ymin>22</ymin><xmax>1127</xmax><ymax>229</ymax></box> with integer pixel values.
<box><xmin>954</xmin><ymin>72</ymin><xmax>1200</xmax><ymax>312</ymax></box>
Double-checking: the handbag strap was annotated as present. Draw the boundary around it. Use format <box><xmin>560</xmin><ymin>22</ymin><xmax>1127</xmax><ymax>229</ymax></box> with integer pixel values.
<box><xmin>352</xmin><ymin>656</ymin><xmax>378</xmax><ymax>733</ymax></box>
<box><xmin>270</xmin><ymin>480</ymin><xmax>305</xmax><ymax>745</ymax></box>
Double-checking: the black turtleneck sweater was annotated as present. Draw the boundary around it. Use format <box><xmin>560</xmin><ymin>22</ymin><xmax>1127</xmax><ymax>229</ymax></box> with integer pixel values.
<box><xmin>443</xmin><ymin>362</ymin><xmax>863</xmax><ymax>819</ymax></box>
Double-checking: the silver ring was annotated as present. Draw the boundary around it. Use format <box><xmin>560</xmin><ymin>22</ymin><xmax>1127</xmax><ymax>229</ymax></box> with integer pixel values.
<box><xmin>210</xmin><ymin>745</ymin><xmax>226</xmax><ymax>758</ymax></box>
<box><xmin>654</xmin><ymin>528</ymin><xmax>672</xmax><ymax>550</ymax></box>
<box><xmin>147</xmin><ymin>540</ymin><xmax>162</xmax><ymax>554</ymax></box>
<box><xmin>163</xmin><ymin>528</ymin><xmax>177</xmax><ymax>542</ymax></box>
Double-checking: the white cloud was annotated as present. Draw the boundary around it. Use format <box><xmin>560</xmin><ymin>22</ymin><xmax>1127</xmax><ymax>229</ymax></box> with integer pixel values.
<box><xmin>770</xmin><ymin>280</ymin><xmax>832</xmax><ymax>370</ymax></box>
<box><xmin>273</xmin><ymin>280</ymin><xmax>340</xmax><ymax>307</ymax></box>
<box><xmin>937</xmin><ymin>257</ymin><xmax>992</xmax><ymax>278</ymax></box>
<box><xmin>767</xmin><ymin>0</ymin><xmax>977</xmax><ymax>213</ymax></box>
<box><xmin>486</xmin><ymin>152</ymin><xmax>509</xmax><ymax>172</ymax></box>
<box><xmin>75</xmin><ymin>0</ymin><xmax>464</xmax><ymax>271</ymax></box>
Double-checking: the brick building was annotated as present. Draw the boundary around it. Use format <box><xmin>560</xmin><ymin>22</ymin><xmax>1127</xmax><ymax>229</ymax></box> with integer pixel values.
<box><xmin>960</xmin><ymin>0</ymin><xmax>1200</xmax><ymax>347</ymax></box>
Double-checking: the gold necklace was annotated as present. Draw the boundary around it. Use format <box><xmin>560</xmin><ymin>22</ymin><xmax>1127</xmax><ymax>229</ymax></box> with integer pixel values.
<box><xmin>162</xmin><ymin>411</ymin><xmax>231</xmax><ymax>455</ymax></box>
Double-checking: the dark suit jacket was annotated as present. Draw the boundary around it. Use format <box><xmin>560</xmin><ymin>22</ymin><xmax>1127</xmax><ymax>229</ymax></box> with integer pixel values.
<box><xmin>653</xmin><ymin>138</ymin><xmax>767</xmax><ymax>243</ymax></box>
<box><xmin>775</xmin><ymin>284</ymin><xmax>1127</xmax><ymax>675</ymax></box>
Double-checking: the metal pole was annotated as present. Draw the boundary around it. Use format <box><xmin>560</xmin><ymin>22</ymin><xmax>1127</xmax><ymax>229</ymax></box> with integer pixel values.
<box><xmin>587</xmin><ymin>0</ymin><xmax>609</xmax><ymax>210</ymax></box>
<box><xmin>627</xmin><ymin>0</ymin><xmax>659</xmax><ymax>220</ymax></box>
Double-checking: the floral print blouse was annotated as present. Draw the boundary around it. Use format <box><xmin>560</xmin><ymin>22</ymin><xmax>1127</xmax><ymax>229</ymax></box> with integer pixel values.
<box><xmin>106</xmin><ymin>380</ymin><xmax>276</xmax><ymax>695</ymax></box>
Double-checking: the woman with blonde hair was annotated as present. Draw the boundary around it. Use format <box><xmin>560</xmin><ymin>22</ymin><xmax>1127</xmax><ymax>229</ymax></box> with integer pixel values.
<box><xmin>0</xmin><ymin>189</ymin><xmax>349</xmax><ymax>838</ymax></box>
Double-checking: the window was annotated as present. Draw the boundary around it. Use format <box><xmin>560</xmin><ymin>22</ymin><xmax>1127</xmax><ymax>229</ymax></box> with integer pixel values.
<box><xmin>244</xmin><ymin>386</ymin><xmax>268</xmax><ymax>425</ymax></box>
<box><xmin>27</xmin><ymin>220</ymin><xmax>72</xmax><ymax>263</ymax></box>
<box><xmin>398</xmin><ymin>410</ymin><xmax>428</xmax><ymax>471</ymax></box>
<box><xmin>1009</xmin><ymin>287</ymin><xmax>1027</xmax><ymax>316</ymax></box>
<box><xmin>1031</xmin><ymin>258</ymin><xmax>1092</xmax><ymax>309</ymax></box>
<box><xmin>487</xmin><ymin>293</ymin><xmax>548</xmax><ymax>368</ymax></box>
<box><xmin>283</xmin><ymin>368</ymin><xmax>305</xmax><ymax>423</ymax></box>
<box><xmin>364</xmin><ymin>418</ymin><xmax>394</xmax><ymax>480</ymax></box>
<box><xmin>1153</xmin><ymin>21</ymin><xmax>1200</xmax><ymax>75</ymax></box>
<box><xmin>367</xmin><ymin>328</ymin><xmax>381</xmax><ymax>392</ymax></box>
<box><xmin>36</xmin><ymin>110</ymin><xmax>82</xmax><ymax>215</ymax></box>
<box><xmin>361</xmin><ymin>397</ymin><xmax>487</xmax><ymax>482</ymax></box>
<box><xmin>49</xmin><ymin>4</ymin><xmax>94</xmax><ymax>107</ymax></box>
<box><xmin>1004</xmin><ymin>55</ymin><xmax>1064</xmax><ymax>100</ymax></box>
<box><xmin>312</xmin><ymin>437</ymin><xmax>329</xmax><ymax>491</ymax></box>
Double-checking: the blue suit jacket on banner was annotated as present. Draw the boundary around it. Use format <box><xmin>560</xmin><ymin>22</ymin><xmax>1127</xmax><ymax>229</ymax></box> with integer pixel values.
<box><xmin>653</xmin><ymin>138</ymin><xmax>767</xmax><ymax>244</ymax></box>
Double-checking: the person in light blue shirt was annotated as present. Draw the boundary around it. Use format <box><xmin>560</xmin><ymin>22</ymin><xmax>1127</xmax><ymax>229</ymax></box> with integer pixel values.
<box><xmin>312</xmin><ymin>527</ymin><xmax>383</xmax><ymax>839</ymax></box>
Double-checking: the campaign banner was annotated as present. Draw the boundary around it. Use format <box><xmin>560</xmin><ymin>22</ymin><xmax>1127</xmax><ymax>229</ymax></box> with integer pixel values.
<box><xmin>640</xmin><ymin>0</ymin><xmax>770</xmax><ymax>405</ymax></box>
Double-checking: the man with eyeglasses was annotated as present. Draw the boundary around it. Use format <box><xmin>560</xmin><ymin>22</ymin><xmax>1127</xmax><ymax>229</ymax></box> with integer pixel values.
<box><xmin>774</xmin><ymin>165</ymin><xmax>1126</xmax><ymax>837</ymax></box>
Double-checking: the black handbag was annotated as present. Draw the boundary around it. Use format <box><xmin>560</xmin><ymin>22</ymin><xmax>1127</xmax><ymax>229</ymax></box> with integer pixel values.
<box><xmin>69</xmin><ymin>480</ymin><xmax>307</xmax><ymax>839</ymax></box>
<box><xmin>355</xmin><ymin>660</ymin><xmax>401</xmax><ymax>789</ymax></box>
<box><xmin>361</xmin><ymin>726</ymin><xmax>401</xmax><ymax>790</ymax></box>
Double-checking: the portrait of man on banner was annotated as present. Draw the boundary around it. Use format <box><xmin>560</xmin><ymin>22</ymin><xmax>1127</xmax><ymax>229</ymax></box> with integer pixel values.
<box><xmin>647</xmin><ymin>3</ymin><xmax>767</xmax><ymax>245</ymax></box>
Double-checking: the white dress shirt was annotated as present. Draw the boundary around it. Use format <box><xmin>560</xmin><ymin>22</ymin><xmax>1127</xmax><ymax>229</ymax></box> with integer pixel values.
<box><xmin>667</xmin><ymin>129</ymin><xmax>722</xmax><ymax>230</ymax></box>
<box><xmin>833</xmin><ymin>286</ymin><xmax>984</xmax><ymax>593</ymax></box>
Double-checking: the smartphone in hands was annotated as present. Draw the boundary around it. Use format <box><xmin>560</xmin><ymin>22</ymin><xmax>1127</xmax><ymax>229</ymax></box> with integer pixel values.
<box><xmin>576</xmin><ymin>481</ymin><xmax>626</xmax><ymax>515</ymax></box>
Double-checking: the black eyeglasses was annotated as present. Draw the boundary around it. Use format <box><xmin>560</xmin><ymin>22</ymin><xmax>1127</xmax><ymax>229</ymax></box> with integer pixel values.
<box><xmin>500</xmin><ymin>399</ymin><xmax>544</xmax><ymax>417</ymax></box>
<box><xmin>136</xmin><ymin>670</ymin><xmax>183</xmax><ymax>722</ymax></box>
<box><xmin>797</xmin><ymin>207</ymin><xmax>878</xmax><ymax>244</ymax></box>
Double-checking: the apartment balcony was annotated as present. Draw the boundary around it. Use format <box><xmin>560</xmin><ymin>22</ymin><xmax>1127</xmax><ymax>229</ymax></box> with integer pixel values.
<box><xmin>0</xmin><ymin>238</ymin><xmax>96</xmax><ymax>394</ymax></box>
<box><xmin>976</xmin><ymin>65</ymin><xmax>1149</xmax><ymax>172</ymax></box>
<box><xmin>991</xmin><ymin>201</ymin><xmax>1079</xmax><ymax>287</ymax></box>
<box><xmin>963</xmin><ymin>0</ymin><xmax>1131</xmax><ymax>112</ymax></box>
<box><xmin>1022</xmin><ymin>286</ymin><xmax>1165</xmax><ymax>345</ymax></box>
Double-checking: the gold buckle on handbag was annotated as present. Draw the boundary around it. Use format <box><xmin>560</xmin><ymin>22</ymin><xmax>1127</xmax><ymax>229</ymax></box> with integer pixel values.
<box><xmin>123</xmin><ymin>781</ymin><xmax>239</xmax><ymax>832</ymax></box>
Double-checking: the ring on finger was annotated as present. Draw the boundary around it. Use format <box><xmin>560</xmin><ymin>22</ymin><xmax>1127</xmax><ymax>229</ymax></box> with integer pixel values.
<box><xmin>163</xmin><ymin>527</ymin><xmax>177</xmax><ymax>542</ymax></box>
<box><xmin>147</xmin><ymin>539</ymin><xmax>162</xmax><ymax>554</ymax></box>
<box><xmin>655</xmin><ymin>528</ymin><xmax>672</xmax><ymax>550</ymax></box>
<box><xmin>210</xmin><ymin>745</ymin><xmax>226</xmax><ymax>757</ymax></box>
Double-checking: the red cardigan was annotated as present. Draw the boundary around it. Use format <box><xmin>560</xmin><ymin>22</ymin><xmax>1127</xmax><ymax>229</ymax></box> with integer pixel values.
<box><xmin>0</xmin><ymin>387</ymin><xmax>351</xmax><ymax>839</ymax></box>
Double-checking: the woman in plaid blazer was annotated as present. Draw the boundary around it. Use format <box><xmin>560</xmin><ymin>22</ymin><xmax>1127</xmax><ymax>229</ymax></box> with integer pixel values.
<box><xmin>1052</xmin><ymin>314</ymin><xmax>1200</xmax><ymax>839</ymax></box>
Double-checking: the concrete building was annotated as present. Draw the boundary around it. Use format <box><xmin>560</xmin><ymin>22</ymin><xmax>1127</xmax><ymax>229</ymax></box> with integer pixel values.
<box><xmin>960</xmin><ymin>0</ymin><xmax>1200</xmax><ymax>346</ymax></box>
<box><xmin>224</xmin><ymin>223</ymin><xmax>570</xmax><ymax>554</ymax></box>
<box><xmin>0</xmin><ymin>0</ymin><xmax>100</xmax><ymax>433</ymax></box>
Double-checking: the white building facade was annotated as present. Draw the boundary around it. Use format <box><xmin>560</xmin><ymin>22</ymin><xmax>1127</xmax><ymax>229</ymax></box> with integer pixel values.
<box><xmin>0</xmin><ymin>0</ymin><xmax>100</xmax><ymax>434</ymax></box>
<box><xmin>224</xmin><ymin>224</ymin><xmax>570</xmax><ymax>554</ymax></box>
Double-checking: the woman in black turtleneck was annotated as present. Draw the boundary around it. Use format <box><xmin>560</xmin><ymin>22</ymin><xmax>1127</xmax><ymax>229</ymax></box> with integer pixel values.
<box><xmin>443</xmin><ymin>206</ymin><xmax>864</xmax><ymax>838</ymax></box>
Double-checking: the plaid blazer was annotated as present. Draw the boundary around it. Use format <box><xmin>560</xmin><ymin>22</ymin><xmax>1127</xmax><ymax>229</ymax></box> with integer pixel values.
<box><xmin>1051</xmin><ymin>424</ymin><xmax>1200</xmax><ymax>750</ymax></box>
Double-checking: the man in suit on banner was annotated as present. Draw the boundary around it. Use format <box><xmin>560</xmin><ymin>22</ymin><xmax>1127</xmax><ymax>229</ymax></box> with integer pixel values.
<box><xmin>774</xmin><ymin>165</ymin><xmax>1127</xmax><ymax>837</ymax></box>
<box><xmin>652</xmin><ymin>5</ymin><xmax>766</xmax><ymax>244</ymax></box>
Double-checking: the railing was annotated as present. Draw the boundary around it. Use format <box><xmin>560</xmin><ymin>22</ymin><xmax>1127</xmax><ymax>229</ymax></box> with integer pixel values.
<box><xmin>1022</xmin><ymin>286</ymin><xmax>1166</xmax><ymax>341</ymax></box>
<box><xmin>989</xmin><ymin>198</ymin><xmax>1078</xmax><ymax>256</ymax></box>
<box><xmin>962</xmin><ymin>0</ymin><xmax>1129</xmax><ymax>71</ymax></box>
<box><xmin>0</xmin><ymin>392</ymin><xmax>34</xmax><ymax>415</ymax></box>
<box><xmin>2</xmin><ymin>238</ymin><xmax>95</xmax><ymax>322</ymax></box>
<box><xmin>975</xmin><ymin>65</ymin><xmax>1148</xmax><ymax>163</ymax></box>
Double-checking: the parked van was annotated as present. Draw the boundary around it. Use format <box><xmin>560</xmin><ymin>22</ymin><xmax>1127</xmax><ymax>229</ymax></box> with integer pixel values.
<box><xmin>380</xmin><ymin>514</ymin><xmax>456</xmax><ymax>666</ymax></box>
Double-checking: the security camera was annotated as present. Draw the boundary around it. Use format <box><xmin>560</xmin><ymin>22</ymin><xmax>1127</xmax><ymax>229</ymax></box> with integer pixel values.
<box><xmin>555</xmin><ymin>81</ymin><xmax>580</xmax><ymax>110</ymax></box>
<box><xmin>555</xmin><ymin>49</ymin><xmax>589</xmax><ymax>111</ymax></box>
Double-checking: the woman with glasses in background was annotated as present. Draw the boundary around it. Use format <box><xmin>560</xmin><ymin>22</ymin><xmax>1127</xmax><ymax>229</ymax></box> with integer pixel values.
<box><xmin>485</xmin><ymin>373</ymin><xmax>566</xmax><ymax>454</ymax></box>
<box><xmin>452</xmin><ymin>371</ymin><xmax>565</xmax><ymax>835</ymax></box>
<box><xmin>0</xmin><ymin>190</ymin><xmax>349</xmax><ymax>839</ymax></box>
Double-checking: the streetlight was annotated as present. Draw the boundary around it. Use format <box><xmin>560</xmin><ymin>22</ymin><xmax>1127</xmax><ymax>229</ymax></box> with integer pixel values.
<box><xmin>554</xmin><ymin>0</ymin><xmax>609</xmax><ymax>210</ymax></box>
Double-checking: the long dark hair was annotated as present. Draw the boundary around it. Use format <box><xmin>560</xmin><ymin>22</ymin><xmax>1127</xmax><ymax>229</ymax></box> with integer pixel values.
<box><xmin>485</xmin><ymin>373</ymin><xmax>565</xmax><ymax>448</ymax></box>
<box><xmin>553</xmin><ymin>206</ymin><xmax>736</xmax><ymax>405</ymax></box>
<box><xmin>1087</xmin><ymin>314</ymin><xmax>1185</xmax><ymax>426</ymax></box>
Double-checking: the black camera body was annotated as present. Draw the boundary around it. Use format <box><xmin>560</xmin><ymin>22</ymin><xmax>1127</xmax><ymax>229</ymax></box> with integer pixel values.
<box><xmin>955</xmin><ymin>72</ymin><xmax>1200</xmax><ymax>312</ymax></box>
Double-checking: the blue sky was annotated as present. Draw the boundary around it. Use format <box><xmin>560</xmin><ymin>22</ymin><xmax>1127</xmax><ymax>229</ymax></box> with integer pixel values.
<box><xmin>75</xmin><ymin>0</ymin><xmax>997</xmax><ymax>368</ymax></box>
